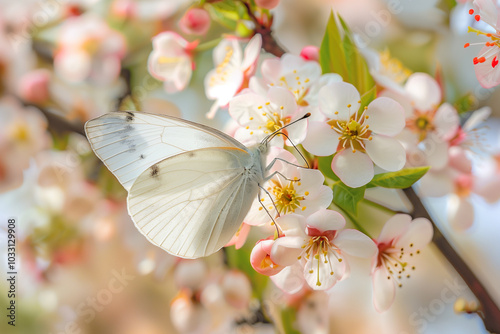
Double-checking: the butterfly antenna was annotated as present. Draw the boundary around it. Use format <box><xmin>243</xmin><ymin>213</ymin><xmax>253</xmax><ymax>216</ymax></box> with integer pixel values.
<box><xmin>261</xmin><ymin>112</ymin><xmax>311</xmax><ymax>146</ymax></box>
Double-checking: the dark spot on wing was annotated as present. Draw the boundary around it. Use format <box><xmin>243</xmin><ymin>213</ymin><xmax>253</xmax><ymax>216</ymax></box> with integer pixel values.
<box><xmin>188</xmin><ymin>151</ymin><xmax>195</xmax><ymax>158</ymax></box>
<box><xmin>150</xmin><ymin>164</ymin><xmax>159</xmax><ymax>177</ymax></box>
<box><xmin>125</xmin><ymin>111</ymin><xmax>134</xmax><ymax>122</ymax></box>
<box><xmin>140</xmin><ymin>154</ymin><xmax>145</xmax><ymax>159</ymax></box>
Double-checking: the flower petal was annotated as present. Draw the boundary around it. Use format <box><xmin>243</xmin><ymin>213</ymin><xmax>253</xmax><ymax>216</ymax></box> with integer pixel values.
<box><xmin>463</xmin><ymin>107</ymin><xmax>491</xmax><ymax>131</ymax></box>
<box><xmin>275</xmin><ymin>214</ymin><xmax>307</xmax><ymax>236</ymax></box>
<box><xmin>267</xmin><ymin>87</ymin><xmax>298</xmax><ymax>117</ymax></box>
<box><xmin>365</xmin><ymin>135</ymin><xmax>406</xmax><ymax>172</ymax></box>
<box><xmin>422</xmin><ymin>137</ymin><xmax>449</xmax><ymax>170</ymax></box>
<box><xmin>366</xmin><ymin>97</ymin><xmax>405</xmax><ymax>136</ymax></box>
<box><xmin>301</xmin><ymin>121</ymin><xmax>339</xmax><ymax>156</ymax></box>
<box><xmin>303</xmin><ymin>250</ymin><xmax>343</xmax><ymax>290</ymax></box>
<box><xmin>334</xmin><ymin>229</ymin><xmax>377</xmax><ymax>258</ymax></box>
<box><xmin>372</xmin><ymin>266</ymin><xmax>396</xmax><ymax>312</ymax></box>
<box><xmin>270</xmin><ymin>262</ymin><xmax>306</xmax><ymax>294</ymax></box>
<box><xmin>448</xmin><ymin>195</ymin><xmax>475</xmax><ymax>231</ymax></box>
<box><xmin>474</xmin><ymin>46</ymin><xmax>500</xmax><ymax>89</ymax></box>
<box><xmin>271</xmin><ymin>236</ymin><xmax>305</xmax><ymax>266</ymax></box>
<box><xmin>404</xmin><ymin>73</ymin><xmax>441</xmax><ymax>112</ymax></box>
<box><xmin>418</xmin><ymin>169</ymin><xmax>454</xmax><ymax>197</ymax></box>
<box><xmin>332</xmin><ymin>150</ymin><xmax>374</xmax><ymax>188</ymax></box>
<box><xmin>377</xmin><ymin>214</ymin><xmax>412</xmax><ymax>244</ymax></box>
<box><xmin>395</xmin><ymin>217</ymin><xmax>433</xmax><ymax>249</ymax></box>
<box><xmin>318</xmin><ymin>82</ymin><xmax>361</xmax><ymax>120</ymax></box>
<box><xmin>433</xmin><ymin>103</ymin><xmax>459</xmax><ymax>141</ymax></box>
<box><xmin>306</xmin><ymin>209</ymin><xmax>345</xmax><ymax>233</ymax></box>
<box><xmin>241</xmin><ymin>34</ymin><xmax>262</xmax><ymax>70</ymax></box>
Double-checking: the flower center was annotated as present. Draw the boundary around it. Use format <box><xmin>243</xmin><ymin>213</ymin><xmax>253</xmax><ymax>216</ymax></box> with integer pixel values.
<box><xmin>9</xmin><ymin>122</ymin><xmax>30</xmax><ymax>143</ymax></box>
<box><xmin>379</xmin><ymin>49</ymin><xmax>412</xmax><ymax>84</ymax></box>
<box><xmin>406</xmin><ymin>111</ymin><xmax>435</xmax><ymax>142</ymax></box>
<box><xmin>271</xmin><ymin>179</ymin><xmax>304</xmax><ymax>214</ymax></box>
<box><xmin>250</xmin><ymin>101</ymin><xmax>291</xmax><ymax>136</ymax></box>
<box><xmin>327</xmin><ymin>106</ymin><xmax>372</xmax><ymax>153</ymax></box>
<box><xmin>271</xmin><ymin>69</ymin><xmax>311</xmax><ymax>106</ymax></box>
<box><xmin>208</xmin><ymin>45</ymin><xmax>234</xmax><ymax>87</ymax></box>
<box><xmin>377</xmin><ymin>241</ymin><xmax>420</xmax><ymax>288</ymax></box>
<box><xmin>299</xmin><ymin>236</ymin><xmax>341</xmax><ymax>286</ymax></box>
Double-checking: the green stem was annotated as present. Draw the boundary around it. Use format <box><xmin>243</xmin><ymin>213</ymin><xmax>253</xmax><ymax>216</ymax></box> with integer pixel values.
<box><xmin>340</xmin><ymin>208</ymin><xmax>371</xmax><ymax>238</ymax></box>
<box><xmin>195</xmin><ymin>37</ymin><xmax>223</xmax><ymax>52</ymax></box>
<box><xmin>362</xmin><ymin>199</ymin><xmax>396</xmax><ymax>215</ymax></box>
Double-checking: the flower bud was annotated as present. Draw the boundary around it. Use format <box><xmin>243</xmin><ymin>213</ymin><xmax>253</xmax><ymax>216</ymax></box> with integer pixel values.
<box><xmin>18</xmin><ymin>69</ymin><xmax>51</xmax><ymax>104</ymax></box>
<box><xmin>179</xmin><ymin>8</ymin><xmax>211</xmax><ymax>35</ymax></box>
<box><xmin>300</xmin><ymin>45</ymin><xmax>320</xmax><ymax>62</ymax></box>
<box><xmin>255</xmin><ymin>0</ymin><xmax>280</xmax><ymax>10</ymax></box>
<box><xmin>221</xmin><ymin>270</ymin><xmax>252</xmax><ymax>309</ymax></box>
<box><xmin>250</xmin><ymin>239</ymin><xmax>283</xmax><ymax>276</ymax></box>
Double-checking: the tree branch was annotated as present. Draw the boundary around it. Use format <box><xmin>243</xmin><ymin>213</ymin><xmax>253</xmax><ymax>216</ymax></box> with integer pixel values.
<box><xmin>403</xmin><ymin>187</ymin><xmax>500</xmax><ymax>333</ymax></box>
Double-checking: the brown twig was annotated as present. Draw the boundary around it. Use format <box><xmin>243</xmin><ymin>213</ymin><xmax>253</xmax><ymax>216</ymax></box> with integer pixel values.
<box><xmin>403</xmin><ymin>187</ymin><xmax>500</xmax><ymax>333</ymax></box>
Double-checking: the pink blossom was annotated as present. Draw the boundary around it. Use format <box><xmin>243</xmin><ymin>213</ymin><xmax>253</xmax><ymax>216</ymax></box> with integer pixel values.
<box><xmin>54</xmin><ymin>15</ymin><xmax>126</xmax><ymax>85</ymax></box>
<box><xmin>270</xmin><ymin>210</ymin><xmax>377</xmax><ymax>291</ymax></box>
<box><xmin>148</xmin><ymin>32</ymin><xmax>196</xmax><ymax>93</ymax></box>
<box><xmin>255</xmin><ymin>0</ymin><xmax>280</xmax><ymax>9</ymax></box>
<box><xmin>299</xmin><ymin>46</ymin><xmax>319</xmax><ymax>62</ymax></box>
<box><xmin>18</xmin><ymin>69</ymin><xmax>51</xmax><ymax>104</ymax></box>
<box><xmin>179</xmin><ymin>7</ymin><xmax>211</xmax><ymax>35</ymax></box>
<box><xmin>225</xmin><ymin>223</ymin><xmax>251</xmax><ymax>249</ymax></box>
<box><xmin>250</xmin><ymin>238</ymin><xmax>283</xmax><ymax>276</ymax></box>
<box><xmin>205</xmin><ymin>34</ymin><xmax>262</xmax><ymax>118</ymax></box>
<box><xmin>302</xmin><ymin>82</ymin><xmax>406</xmax><ymax>188</ymax></box>
<box><xmin>372</xmin><ymin>214</ymin><xmax>433</xmax><ymax>312</ymax></box>
<box><xmin>465</xmin><ymin>0</ymin><xmax>500</xmax><ymax>88</ymax></box>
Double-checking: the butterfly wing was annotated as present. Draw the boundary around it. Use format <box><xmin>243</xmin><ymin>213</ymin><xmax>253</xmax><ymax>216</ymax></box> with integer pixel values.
<box><xmin>85</xmin><ymin>111</ymin><xmax>248</xmax><ymax>191</ymax></box>
<box><xmin>127</xmin><ymin>147</ymin><xmax>262</xmax><ymax>258</ymax></box>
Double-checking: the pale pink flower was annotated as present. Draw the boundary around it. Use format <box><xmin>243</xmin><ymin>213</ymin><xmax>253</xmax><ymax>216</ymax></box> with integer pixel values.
<box><xmin>362</xmin><ymin>48</ymin><xmax>411</xmax><ymax>94</ymax></box>
<box><xmin>228</xmin><ymin>86</ymin><xmax>307</xmax><ymax>147</ymax></box>
<box><xmin>205</xmin><ymin>34</ymin><xmax>262</xmax><ymax>118</ymax></box>
<box><xmin>251</xmin><ymin>238</ymin><xmax>283</xmax><ymax>276</ymax></box>
<box><xmin>225</xmin><ymin>223</ymin><xmax>251</xmax><ymax>249</ymax></box>
<box><xmin>271</xmin><ymin>210</ymin><xmax>377</xmax><ymax>291</ymax></box>
<box><xmin>148</xmin><ymin>32</ymin><xmax>196</xmax><ymax>93</ymax></box>
<box><xmin>302</xmin><ymin>82</ymin><xmax>406</xmax><ymax>188</ymax></box>
<box><xmin>300</xmin><ymin>46</ymin><xmax>320</xmax><ymax>62</ymax></box>
<box><xmin>18</xmin><ymin>69</ymin><xmax>51</xmax><ymax>104</ymax></box>
<box><xmin>244</xmin><ymin>148</ymin><xmax>333</xmax><ymax>226</ymax></box>
<box><xmin>249</xmin><ymin>54</ymin><xmax>342</xmax><ymax>114</ymax></box>
<box><xmin>179</xmin><ymin>7</ymin><xmax>211</xmax><ymax>35</ymax></box>
<box><xmin>464</xmin><ymin>0</ymin><xmax>500</xmax><ymax>88</ymax></box>
<box><xmin>383</xmin><ymin>73</ymin><xmax>460</xmax><ymax>169</ymax></box>
<box><xmin>55</xmin><ymin>15</ymin><xmax>126</xmax><ymax>84</ymax></box>
<box><xmin>372</xmin><ymin>214</ymin><xmax>433</xmax><ymax>312</ymax></box>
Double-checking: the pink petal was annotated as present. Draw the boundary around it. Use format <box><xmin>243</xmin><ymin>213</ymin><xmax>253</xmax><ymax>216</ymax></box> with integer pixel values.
<box><xmin>396</xmin><ymin>218</ymin><xmax>433</xmax><ymax>249</ymax></box>
<box><xmin>270</xmin><ymin>262</ymin><xmax>306</xmax><ymax>294</ymax></box>
<box><xmin>305</xmin><ymin>209</ymin><xmax>345</xmax><ymax>233</ymax></box>
<box><xmin>366</xmin><ymin>97</ymin><xmax>405</xmax><ymax>136</ymax></box>
<box><xmin>332</xmin><ymin>150</ymin><xmax>374</xmax><ymax>188</ymax></box>
<box><xmin>229</xmin><ymin>92</ymin><xmax>267</xmax><ymax>125</ymax></box>
<box><xmin>318</xmin><ymin>82</ymin><xmax>361</xmax><ymax>120</ymax></box>
<box><xmin>433</xmin><ymin>103</ymin><xmax>459</xmax><ymax>141</ymax></box>
<box><xmin>241</xmin><ymin>34</ymin><xmax>262</xmax><ymax>70</ymax></box>
<box><xmin>422</xmin><ymin>138</ymin><xmax>449</xmax><ymax>169</ymax></box>
<box><xmin>418</xmin><ymin>169</ymin><xmax>454</xmax><ymax>197</ymax></box>
<box><xmin>448</xmin><ymin>195</ymin><xmax>475</xmax><ymax>231</ymax></box>
<box><xmin>377</xmin><ymin>214</ymin><xmax>412</xmax><ymax>244</ymax></box>
<box><xmin>275</xmin><ymin>214</ymin><xmax>307</xmax><ymax>236</ymax></box>
<box><xmin>271</xmin><ymin>236</ymin><xmax>305</xmax><ymax>266</ymax></box>
<box><xmin>404</xmin><ymin>73</ymin><xmax>441</xmax><ymax>112</ymax></box>
<box><xmin>365</xmin><ymin>135</ymin><xmax>406</xmax><ymax>172</ymax></box>
<box><xmin>301</xmin><ymin>121</ymin><xmax>339</xmax><ymax>156</ymax></box>
<box><xmin>334</xmin><ymin>229</ymin><xmax>377</xmax><ymax>258</ymax></box>
<box><xmin>372</xmin><ymin>266</ymin><xmax>396</xmax><ymax>312</ymax></box>
<box><xmin>267</xmin><ymin>87</ymin><xmax>298</xmax><ymax>117</ymax></box>
<box><xmin>473</xmin><ymin>0</ymin><xmax>499</xmax><ymax>28</ymax></box>
<box><xmin>448</xmin><ymin>146</ymin><xmax>472</xmax><ymax>174</ymax></box>
<box><xmin>474</xmin><ymin>46</ymin><xmax>500</xmax><ymax>89</ymax></box>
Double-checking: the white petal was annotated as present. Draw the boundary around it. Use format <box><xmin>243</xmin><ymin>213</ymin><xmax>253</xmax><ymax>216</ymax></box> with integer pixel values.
<box><xmin>366</xmin><ymin>97</ymin><xmax>405</xmax><ymax>136</ymax></box>
<box><xmin>213</xmin><ymin>39</ymin><xmax>242</xmax><ymax>66</ymax></box>
<box><xmin>418</xmin><ymin>169</ymin><xmax>454</xmax><ymax>197</ymax></box>
<box><xmin>271</xmin><ymin>236</ymin><xmax>306</xmax><ymax>266</ymax></box>
<box><xmin>270</xmin><ymin>262</ymin><xmax>306</xmax><ymax>294</ymax></box>
<box><xmin>473</xmin><ymin>46</ymin><xmax>500</xmax><ymax>89</ymax></box>
<box><xmin>463</xmin><ymin>107</ymin><xmax>491</xmax><ymax>131</ymax></box>
<box><xmin>448</xmin><ymin>195</ymin><xmax>475</xmax><ymax>231</ymax></box>
<box><xmin>404</xmin><ymin>73</ymin><xmax>441</xmax><ymax>112</ymax></box>
<box><xmin>275</xmin><ymin>214</ymin><xmax>307</xmax><ymax>236</ymax></box>
<box><xmin>261</xmin><ymin>58</ymin><xmax>282</xmax><ymax>82</ymax></box>
<box><xmin>378</xmin><ymin>214</ymin><xmax>412</xmax><ymax>244</ymax></box>
<box><xmin>422</xmin><ymin>138</ymin><xmax>449</xmax><ymax>169</ymax></box>
<box><xmin>241</xmin><ymin>34</ymin><xmax>262</xmax><ymax>70</ymax></box>
<box><xmin>267</xmin><ymin>87</ymin><xmax>298</xmax><ymax>116</ymax></box>
<box><xmin>334</xmin><ymin>229</ymin><xmax>377</xmax><ymax>258</ymax></box>
<box><xmin>365</xmin><ymin>135</ymin><xmax>406</xmax><ymax>172</ymax></box>
<box><xmin>372</xmin><ymin>266</ymin><xmax>396</xmax><ymax>312</ymax></box>
<box><xmin>332</xmin><ymin>150</ymin><xmax>374</xmax><ymax>188</ymax></box>
<box><xmin>306</xmin><ymin>209</ymin><xmax>345</xmax><ymax>233</ymax></box>
<box><xmin>474</xmin><ymin>0</ymin><xmax>499</xmax><ymax>28</ymax></box>
<box><xmin>229</xmin><ymin>92</ymin><xmax>267</xmax><ymax>125</ymax></box>
<box><xmin>433</xmin><ymin>103</ymin><xmax>459</xmax><ymax>141</ymax></box>
<box><xmin>318</xmin><ymin>82</ymin><xmax>361</xmax><ymax>120</ymax></box>
<box><xmin>301</xmin><ymin>121</ymin><xmax>339</xmax><ymax>156</ymax></box>
<box><xmin>379</xmin><ymin>89</ymin><xmax>414</xmax><ymax>119</ymax></box>
<box><xmin>303</xmin><ymin>251</ymin><xmax>343</xmax><ymax>290</ymax></box>
<box><xmin>395</xmin><ymin>218</ymin><xmax>433</xmax><ymax>249</ymax></box>
<box><xmin>448</xmin><ymin>146</ymin><xmax>472</xmax><ymax>174</ymax></box>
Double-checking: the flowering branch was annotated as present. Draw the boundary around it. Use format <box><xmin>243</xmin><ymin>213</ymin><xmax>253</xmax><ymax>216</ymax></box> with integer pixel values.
<box><xmin>403</xmin><ymin>187</ymin><xmax>500</xmax><ymax>333</ymax></box>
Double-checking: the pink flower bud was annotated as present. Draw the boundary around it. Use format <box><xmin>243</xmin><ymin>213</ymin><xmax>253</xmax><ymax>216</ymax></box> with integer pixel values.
<box><xmin>300</xmin><ymin>45</ymin><xmax>320</xmax><ymax>62</ymax></box>
<box><xmin>255</xmin><ymin>0</ymin><xmax>280</xmax><ymax>10</ymax></box>
<box><xmin>179</xmin><ymin>8</ymin><xmax>211</xmax><ymax>36</ymax></box>
<box><xmin>18</xmin><ymin>69</ymin><xmax>51</xmax><ymax>104</ymax></box>
<box><xmin>250</xmin><ymin>239</ymin><xmax>283</xmax><ymax>276</ymax></box>
<box><xmin>111</xmin><ymin>0</ymin><xmax>136</xmax><ymax>19</ymax></box>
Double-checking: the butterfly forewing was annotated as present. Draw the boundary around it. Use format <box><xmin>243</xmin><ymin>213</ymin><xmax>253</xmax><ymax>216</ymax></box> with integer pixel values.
<box><xmin>85</xmin><ymin>111</ymin><xmax>248</xmax><ymax>190</ymax></box>
<box><xmin>127</xmin><ymin>147</ymin><xmax>261</xmax><ymax>258</ymax></box>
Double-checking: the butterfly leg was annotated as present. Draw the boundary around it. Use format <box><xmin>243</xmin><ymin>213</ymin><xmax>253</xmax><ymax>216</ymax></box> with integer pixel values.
<box><xmin>265</xmin><ymin>157</ymin><xmax>308</xmax><ymax>173</ymax></box>
<box><xmin>264</xmin><ymin>170</ymin><xmax>300</xmax><ymax>183</ymax></box>
<box><xmin>257</xmin><ymin>184</ymin><xmax>282</xmax><ymax>237</ymax></box>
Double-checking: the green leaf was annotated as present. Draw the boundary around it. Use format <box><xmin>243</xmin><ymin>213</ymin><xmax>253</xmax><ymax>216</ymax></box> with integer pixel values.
<box><xmin>331</xmin><ymin>182</ymin><xmax>365</xmax><ymax>216</ymax></box>
<box><xmin>366</xmin><ymin>167</ymin><xmax>430</xmax><ymax>189</ymax></box>
<box><xmin>319</xmin><ymin>12</ymin><xmax>376</xmax><ymax>107</ymax></box>
<box><xmin>317</xmin><ymin>155</ymin><xmax>338</xmax><ymax>181</ymax></box>
<box><xmin>279</xmin><ymin>307</ymin><xmax>301</xmax><ymax>334</ymax></box>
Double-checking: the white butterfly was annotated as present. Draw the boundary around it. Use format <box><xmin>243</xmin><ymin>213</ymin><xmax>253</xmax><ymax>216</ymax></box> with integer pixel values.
<box><xmin>85</xmin><ymin>111</ymin><xmax>308</xmax><ymax>259</ymax></box>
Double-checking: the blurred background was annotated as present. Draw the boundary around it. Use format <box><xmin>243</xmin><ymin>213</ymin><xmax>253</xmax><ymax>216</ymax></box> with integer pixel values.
<box><xmin>1</xmin><ymin>0</ymin><xmax>500</xmax><ymax>333</ymax></box>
